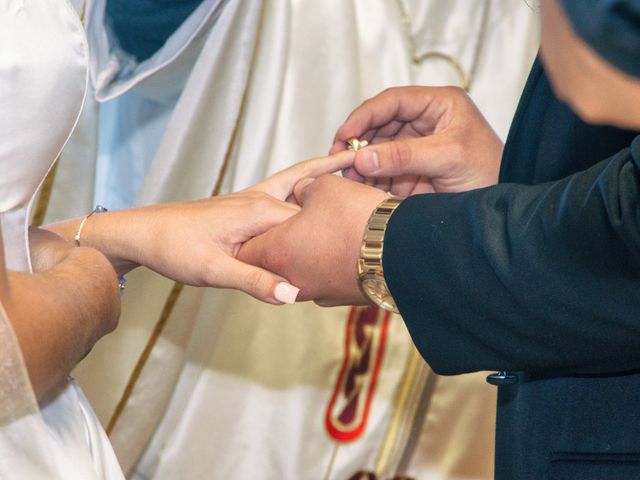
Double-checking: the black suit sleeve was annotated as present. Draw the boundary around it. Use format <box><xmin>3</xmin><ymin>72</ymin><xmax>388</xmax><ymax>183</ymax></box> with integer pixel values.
<box><xmin>383</xmin><ymin>136</ymin><xmax>640</xmax><ymax>376</ymax></box>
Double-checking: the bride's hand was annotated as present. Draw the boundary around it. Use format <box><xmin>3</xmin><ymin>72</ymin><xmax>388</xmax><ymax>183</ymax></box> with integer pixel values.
<box><xmin>130</xmin><ymin>192</ymin><xmax>301</xmax><ymax>304</ymax></box>
<box><xmin>47</xmin><ymin>151</ymin><xmax>355</xmax><ymax>305</ymax></box>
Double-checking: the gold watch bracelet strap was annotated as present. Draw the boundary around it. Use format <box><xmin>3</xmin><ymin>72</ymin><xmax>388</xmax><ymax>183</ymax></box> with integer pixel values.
<box><xmin>358</xmin><ymin>196</ymin><xmax>403</xmax><ymax>312</ymax></box>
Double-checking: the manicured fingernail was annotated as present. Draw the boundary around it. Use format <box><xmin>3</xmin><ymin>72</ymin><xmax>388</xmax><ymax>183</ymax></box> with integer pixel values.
<box><xmin>274</xmin><ymin>282</ymin><xmax>300</xmax><ymax>304</ymax></box>
<box><xmin>361</xmin><ymin>150</ymin><xmax>380</xmax><ymax>173</ymax></box>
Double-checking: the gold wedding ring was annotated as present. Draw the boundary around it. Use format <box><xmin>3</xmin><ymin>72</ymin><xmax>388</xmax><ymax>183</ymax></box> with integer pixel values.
<box><xmin>346</xmin><ymin>137</ymin><xmax>369</xmax><ymax>152</ymax></box>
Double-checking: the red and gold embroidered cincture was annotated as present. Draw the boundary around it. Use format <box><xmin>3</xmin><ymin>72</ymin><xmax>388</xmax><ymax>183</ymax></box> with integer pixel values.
<box><xmin>347</xmin><ymin>472</ymin><xmax>414</xmax><ymax>480</ymax></box>
<box><xmin>325</xmin><ymin>305</ymin><xmax>391</xmax><ymax>443</ymax></box>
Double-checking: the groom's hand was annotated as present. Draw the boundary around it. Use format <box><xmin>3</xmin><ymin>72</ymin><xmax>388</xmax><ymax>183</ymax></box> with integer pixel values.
<box><xmin>330</xmin><ymin>86</ymin><xmax>504</xmax><ymax>195</ymax></box>
<box><xmin>238</xmin><ymin>175</ymin><xmax>388</xmax><ymax>307</ymax></box>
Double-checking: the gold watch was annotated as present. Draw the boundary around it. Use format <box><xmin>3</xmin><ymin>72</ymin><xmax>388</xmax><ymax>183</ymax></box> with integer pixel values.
<box><xmin>358</xmin><ymin>196</ymin><xmax>403</xmax><ymax>313</ymax></box>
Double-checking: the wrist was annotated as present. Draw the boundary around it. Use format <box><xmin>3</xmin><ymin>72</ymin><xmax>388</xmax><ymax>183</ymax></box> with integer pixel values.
<box><xmin>71</xmin><ymin>208</ymin><xmax>141</xmax><ymax>276</ymax></box>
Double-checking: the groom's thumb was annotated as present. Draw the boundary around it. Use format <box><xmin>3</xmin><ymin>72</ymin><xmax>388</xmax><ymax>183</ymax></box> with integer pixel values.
<box><xmin>354</xmin><ymin>138</ymin><xmax>430</xmax><ymax>177</ymax></box>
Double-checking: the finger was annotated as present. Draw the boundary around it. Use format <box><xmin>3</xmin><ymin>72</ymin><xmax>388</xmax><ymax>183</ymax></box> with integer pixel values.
<box><xmin>333</xmin><ymin>96</ymin><xmax>400</xmax><ymax>146</ymax></box>
<box><xmin>215</xmin><ymin>256</ymin><xmax>299</xmax><ymax>305</ymax></box>
<box><xmin>333</xmin><ymin>87</ymin><xmax>440</xmax><ymax>145</ymax></box>
<box><xmin>341</xmin><ymin>168</ymin><xmax>385</xmax><ymax>191</ymax></box>
<box><xmin>374</xmin><ymin>177</ymin><xmax>392</xmax><ymax>193</ymax></box>
<box><xmin>328</xmin><ymin>140</ymin><xmax>346</xmax><ymax>155</ymax></box>
<box><xmin>249</xmin><ymin>150</ymin><xmax>355</xmax><ymax>200</ymax></box>
<box><xmin>330</xmin><ymin>127</ymin><xmax>378</xmax><ymax>156</ymax></box>
<box><xmin>329</xmin><ymin>129</ymin><xmax>377</xmax><ymax>155</ymax></box>
<box><xmin>412</xmin><ymin>178</ymin><xmax>437</xmax><ymax>194</ymax></box>
<box><xmin>341</xmin><ymin>167</ymin><xmax>365</xmax><ymax>183</ymax></box>
<box><xmin>330</xmin><ymin>127</ymin><xmax>392</xmax><ymax>159</ymax></box>
<box><xmin>353</xmin><ymin>136</ymin><xmax>452</xmax><ymax>178</ymax></box>
<box><xmin>369</xmin><ymin>119</ymin><xmax>406</xmax><ymax>140</ymax></box>
<box><xmin>389</xmin><ymin>175</ymin><xmax>420</xmax><ymax>197</ymax></box>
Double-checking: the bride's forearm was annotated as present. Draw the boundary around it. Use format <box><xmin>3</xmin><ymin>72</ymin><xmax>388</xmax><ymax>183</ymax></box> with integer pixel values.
<box><xmin>2</xmin><ymin>246</ymin><xmax>120</xmax><ymax>399</ymax></box>
<box><xmin>45</xmin><ymin>208</ymin><xmax>149</xmax><ymax>277</ymax></box>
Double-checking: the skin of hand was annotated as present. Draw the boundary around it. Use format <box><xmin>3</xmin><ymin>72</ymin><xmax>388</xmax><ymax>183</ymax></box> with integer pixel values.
<box><xmin>1</xmin><ymin>223</ymin><xmax>120</xmax><ymax>400</ymax></box>
<box><xmin>237</xmin><ymin>174</ymin><xmax>388</xmax><ymax>307</ymax></box>
<box><xmin>329</xmin><ymin>86</ymin><xmax>504</xmax><ymax>195</ymax></box>
<box><xmin>45</xmin><ymin>151</ymin><xmax>356</xmax><ymax>305</ymax></box>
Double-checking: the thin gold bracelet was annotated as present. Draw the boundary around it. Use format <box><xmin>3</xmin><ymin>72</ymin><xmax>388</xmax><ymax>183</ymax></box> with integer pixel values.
<box><xmin>74</xmin><ymin>205</ymin><xmax>107</xmax><ymax>247</ymax></box>
<box><xmin>74</xmin><ymin>205</ymin><xmax>127</xmax><ymax>294</ymax></box>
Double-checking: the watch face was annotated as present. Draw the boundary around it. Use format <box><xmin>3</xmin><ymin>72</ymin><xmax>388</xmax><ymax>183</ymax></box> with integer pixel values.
<box><xmin>362</xmin><ymin>277</ymin><xmax>398</xmax><ymax>313</ymax></box>
<box><xmin>363</xmin><ymin>278</ymin><xmax>388</xmax><ymax>300</ymax></box>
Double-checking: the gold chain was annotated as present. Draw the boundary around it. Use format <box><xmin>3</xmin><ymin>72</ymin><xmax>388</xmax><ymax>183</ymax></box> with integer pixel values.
<box><xmin>394</xmin><ymin>0</ymin><xmax>490</xmax><ymax>92</ymax></box>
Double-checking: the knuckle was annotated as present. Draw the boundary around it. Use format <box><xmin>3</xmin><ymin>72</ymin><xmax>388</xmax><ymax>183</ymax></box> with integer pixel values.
<box><xmin>247</xmin><ymin>190</ymin><xmax>272</xmax><ymax>209</ymax></box>
<box><xmin>246</xmin><ymin>268</ymin><xmax>268</xmax><ymax>295</ymax></box>
<box><xmin>443</xmin><ymin>85</ymin><xmax>466</xmax><ymax>98</ymax></box>
<box><xmin>249</xmin><ymin>190</ymin><xmax>269</xmax><ymax>201</ymax></box>
<box><xmin>380</xmin><ymin>86</ymin><xmax>396</xmax><ymax>97</ymax></box>
<box><xmin>389</xmin><ymin>140</ymin><xmax>413</xmax><ymax>169</ymax></box>
<box><xmin>381</xmin><ymin>86</ymin><xmax>403</xmax><ymax>97</ymax></box>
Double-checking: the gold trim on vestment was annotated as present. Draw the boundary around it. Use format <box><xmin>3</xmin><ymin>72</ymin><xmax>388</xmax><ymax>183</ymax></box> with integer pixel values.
<box><xmin>374</xmin><ymin>346</ymin><xmax>423</xmax><ymax>473</ymax></box>
<box><xmin>31</xmin><ymin>161</ymin><xmax>59</xmax><ymax>227</ymax></box>
<box><xmin>32</xmin><ymin>2</ymin><xmax>86</xmax><ymax>227</ymax></box>
<box><xmin>322</xmin><ymin>443</ymin><xmax>340</xmax><ymax>480</ymax></box>
<box><xmin>106</xmin><ymin>282</ymin><xmax>184</xmax><ymax>434</ymax></box>
<box><xmin>394</xmin><ymin>367</ymin><xmax>439</xmax><ymax>476</ymax></box>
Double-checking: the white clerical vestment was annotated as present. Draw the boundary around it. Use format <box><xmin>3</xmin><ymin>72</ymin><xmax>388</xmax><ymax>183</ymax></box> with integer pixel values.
<box><xmin>42</xmin><ymin>1</ymin><xmax>540</xmax><ymax>479</ymax></box>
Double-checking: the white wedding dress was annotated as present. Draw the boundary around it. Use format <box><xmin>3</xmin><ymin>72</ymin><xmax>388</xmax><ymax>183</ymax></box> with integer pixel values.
<box><xmin>0</xmin><ymin>1</ymin><xmax>123</xmax><ymax>478</ymax></box>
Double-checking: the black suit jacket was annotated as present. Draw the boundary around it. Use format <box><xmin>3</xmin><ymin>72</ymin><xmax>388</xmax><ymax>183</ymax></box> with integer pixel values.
<box><xmin>383</xmin><ymin>59</ymin><xmax>640</xmax><ymax>479</ymax></box>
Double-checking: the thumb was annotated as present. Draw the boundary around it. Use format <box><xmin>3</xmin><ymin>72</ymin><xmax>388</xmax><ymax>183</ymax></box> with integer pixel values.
<box><xmin>354</xmin><ymin>137</ymin><xmax>448</xmax><ymax>178</ymax></box>
<box><xmin>216</xmin><ymin>256</ymin><xmax>299</xmax><ymax>305</ymax></box>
